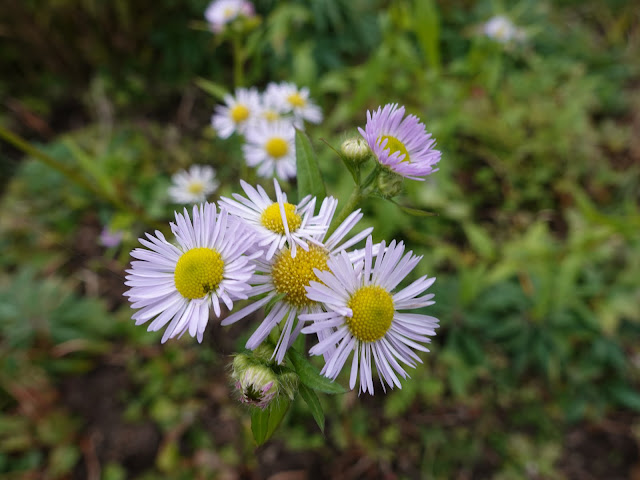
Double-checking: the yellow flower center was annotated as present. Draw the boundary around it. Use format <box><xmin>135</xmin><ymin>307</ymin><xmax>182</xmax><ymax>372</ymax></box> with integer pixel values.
<box><xmin>223</xmin><ymin>7</ymin><xmax>235</xmax><ymax>19</ymax></box>
<box><xmin>379</xmin><ymin>135</ymin><xmax>410</xmax><ymax>162</ymax></box>
<box><xmin>346</xmin><ymin>286</ymin><xmax>394</xmax><ymax>342</ymax></box>
<box><xmin>260</xmin><ymin>202</ymin><xmax>302</xmax><ymax>235</ymax></box>
<box><xmin>265</xmin><ymin>137</ymin><xmax>289</xmax><ymax>158</ymax></box>
<box><xmin>174</xmin><ymin>248</ymin><xmax>224</xmax><ymax>300</ymax></box>
<box><xmin>263</xmin><ymin>110</ymin><xmax>280</xmax><ymax>121</ymax></box>
<box><xmin>287</xmin><ymin>93</ymin><xmax>306</xmax><ymax>108</ymax></box>
<box><xmin>187</xmin><ymin>181</ymin><xmax>204</xmax><ymax>195</ymax></box>
<box><xmin>230</xmin><ymin>104</ymin><xmax>250</xmax><ymax>123</ymax></box>
<box><xmin>271</xmin><ymin>245</ymin><xmax>329</xmax><ymax>309</ymax></box>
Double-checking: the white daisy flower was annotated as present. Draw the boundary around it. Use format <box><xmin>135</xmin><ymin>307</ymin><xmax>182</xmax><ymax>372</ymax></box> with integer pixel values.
<box><xmin>266</xmin><ymin>82</ymin><xmax>323</xmax><ymax>126</ymax></box>
<box><xmin>168</xmin><ymin>165</ymin><xmax>219</xmax><ymax>204</ymax></box>
<box><xmin>258</xmin><ymin>87</ymin><xmax>287</xmax><ymax>124</ymax></box>
<box><xmin>211</xmin><ymin>87</ymin><xmax>261</xmax><ymax>139</ymax></box>
<box><xmin>219</xmin><ymin>179</ymin><xmax>337</xmax><ymax>260</ymax></box>
<box><xmin>300</xmin><ymin>236</ymin><xmax>438</xmax><ymax>395</ymax></box>
<box><xmin>483</xmin><ymin>15</ymin><xmax>526</xmax><ymax>43</ymax></box>
<box><xmin>205</xmin><ymin>0</ymin><xmax>255</xmax><ymax>33</ymax></box>
<box><xmin>124</xmin><ymin>203</ymin><xmax>260</xmax><ymax>343</ymax></box>
<box><xmin>243</xmin><ymin>119</ymin><xmax>296</xmax><ymax>180</ymax></box>
<box><xmin>221</xmin><ymin>206</ymin><xmax>372</xmax><ymax>364</ymax></box>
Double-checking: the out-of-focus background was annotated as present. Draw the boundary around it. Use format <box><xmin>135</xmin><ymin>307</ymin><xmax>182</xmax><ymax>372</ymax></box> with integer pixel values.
<box><xmin>1</xmin><ymin>0</ymin><xmax>639</xmax><ymax>478</ymax></box>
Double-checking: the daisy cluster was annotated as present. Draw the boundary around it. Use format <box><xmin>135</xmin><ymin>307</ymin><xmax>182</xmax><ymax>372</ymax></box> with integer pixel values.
<box><xmin>125</xmin><ymin>177</ymin><xmax>438</xmax><ymax>394</ymax></box>
<box><xmin>211</xmin><ymin>83</ymin><xmax>322</xmax><ymax>180</ymax></box>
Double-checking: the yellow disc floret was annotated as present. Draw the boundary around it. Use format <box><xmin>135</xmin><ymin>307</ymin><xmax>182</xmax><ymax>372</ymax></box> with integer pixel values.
<box><xmin>265</xmin><ymin>137</ymin><xmax>289</xmax><ymax>158</ymax></box>
<box><xmin>346</xmin><ymin>286</ymin><xmax>394</xmax><ymax>342</ymax></box>
<box><xmin>187</xmin><ymin>181</ymin><xmax>204</xmax><ymax>195</ymax></box>
<box><xmin>174</xmin><ymin>247</ymin><xmax>224</xmax><ymax>300</ymax></box>
<box><xmin>260</xmin><ymin>202</ymin><xmax>302</xmax><ymax>235</ymax></box>
<box><xmin>271</xmin><ymin>245</ymin><xmax>329</xmax><ymax>309</ymax></box>
<box><xmin>287</xmin><ymin>93</ymin><xmax>306</xmax><ymax>108</ymax></box>
<box><xmin>230</xmin><ymin>104</ymin><xmax>250</xmax><ymax>123</ymax></box>
<box><xmin>379</xmin><ymin>135</ymin><xmax>410</xmax><ymax>162</ymax></box>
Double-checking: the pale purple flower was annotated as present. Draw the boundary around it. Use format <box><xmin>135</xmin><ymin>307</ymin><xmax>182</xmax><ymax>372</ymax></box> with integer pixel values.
<box><xmin>100</xmin><ymin>227</ymin><xmax>123</xmax><ymax>248</ymax></box>
<box><xmin>358</xmin><ymin>103</ymin><xmax>441</xmax><ymax>180</ymax></box>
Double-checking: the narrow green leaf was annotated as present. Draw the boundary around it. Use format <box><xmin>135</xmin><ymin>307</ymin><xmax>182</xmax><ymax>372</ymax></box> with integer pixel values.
<box><xmin>287</xmin><ymin>348</ymin><xmax>345</xmax><ymax>394</ymax></box>
<box><xmin>250</xmin><ymin>398</ymin><xmax>291</xmax><ymax>445</ymax></box>
<box><xmin>295</xmin><ymin>129</ymin><xmax>326</xmax><ymax>200</ymax></box>
<box><xmin>195</xmin><ymin>77</ymin><xmax>229</xmax><ymax>101</ymax></box>
<box><xmin>389</xmin><ymin>199</ymin><xmax>437</xmax><ymax>217</ymax></box>
<box><xmin>298</xmin><ymin>384</ymin><xmax>325</xmax><ymax>433</ymax></box>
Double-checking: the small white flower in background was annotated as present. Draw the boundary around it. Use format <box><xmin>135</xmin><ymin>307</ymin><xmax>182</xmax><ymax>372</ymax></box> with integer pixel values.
<box><xmin>124</xmin><ymin>203</ymin><xmax>261</xmax><ymax>343</ymax></box>
<box><xmin>483</xmin><ymin>15</ymin><xmax>526</xmax><ymax>43</ymax></box>
<box><xmin>258</xmin><ymin>88</ymin><xmax>287</xmax><ymax>124</ymax></box>
<box><xmin>243</xmin><ymin>119</ymin><xmax>297</xmax><ymax>180</ymax></box>
<box><xmin>300</xmin><ymin>236</ymin><xmax>439</xmax><ymax>395</ymax></box>
<box><xmin>205</xmin><ymin>0</ymin><xmax>255</xmax><ymax>33</ymax></box>
<box><xmin>220</xmin><ymin>179</ymin><xmax>337</xmax><ymax>260</ymax></box>
<box><xmin>212</xmin><ymin>87</ymin><xmax>261</xmax><ymax>139</ymax></box>
<box><xmin>168</xmin><ymin>165</ymin><xmax>219</xmax><ymax>204</ymax></box>
<box><xmin>266</xmin><ymin>82</ymin><xmax>323</xmax><ymax>127</ymax></box>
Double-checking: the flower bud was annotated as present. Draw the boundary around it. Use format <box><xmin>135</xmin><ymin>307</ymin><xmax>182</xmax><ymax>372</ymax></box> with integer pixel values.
<box><xmin>234</xmin><ymin>363</ymin><xmax>279</xmax><ymax>409</ymax></box>
<box><xmin>341</xmin><ymin>138</ymin><xmax>370</xmax><ymax>165</ymax></box>
<box><xmin>377</xmin><ymin>169</ymin><xmax>404</xmax><ymax>198</ymax></box>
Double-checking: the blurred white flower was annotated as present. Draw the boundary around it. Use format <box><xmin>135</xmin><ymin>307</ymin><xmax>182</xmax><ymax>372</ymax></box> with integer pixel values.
<box><xmin>205</xmin><ymin>0</ymin><xmax>255</xmax><ymax>33</ymax></box>
<box><xmin>483</xmin><ymin>15</ymin><xmax>526</xmax><ymax>43</ymax></box>
<box><xmin>168</xmin><ymin>165</ymin><xmax>219</xmax><ymax>204</ymax></box>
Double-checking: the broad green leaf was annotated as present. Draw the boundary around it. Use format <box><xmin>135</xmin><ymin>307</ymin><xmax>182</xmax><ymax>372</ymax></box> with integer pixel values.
<box><xmin>298</xmin><ymin>384</ymin><xmax>325</xmax><ymax>433</ymax></box>
<box><xmin>251</xmin><ymin>398</ymin><xmax>291</xmax><ymax>445</ymax></box>
<box><xmin>295</xmin><ymin>129</ymin><xmax>326</xmax><ymax>200</ymax></box>
<box><xmin>195</xmin><ymin>77</ymin><xmax>229</xmax><ymax>101</ymax></box>
<box><xmin>287</xmin><ymin>348</ymin><xmax>345</xmax><ymax>394</ymax></box>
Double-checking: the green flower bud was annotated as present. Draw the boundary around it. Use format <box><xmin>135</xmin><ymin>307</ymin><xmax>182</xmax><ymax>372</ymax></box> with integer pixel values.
<box><xmin>234</xmin><ymin>364</ymin><xmax>279</xmax><ymax>409</ymax></box>
<box><xmin>341</xmin><ymin>138</ymin><xmax>370</xmax><ymax>165</ymax></box>
<box><xmin>377</xmin><ymin>169</ymin><xmax>404</xmax><ymax>198</ymax></box>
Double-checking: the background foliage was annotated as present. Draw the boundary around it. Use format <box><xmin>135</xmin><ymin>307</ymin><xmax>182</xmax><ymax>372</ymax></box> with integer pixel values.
<box><xmin>1</xmin><ymin>0</ymin><xmax>639</xmax><ymax>478</ymax></box>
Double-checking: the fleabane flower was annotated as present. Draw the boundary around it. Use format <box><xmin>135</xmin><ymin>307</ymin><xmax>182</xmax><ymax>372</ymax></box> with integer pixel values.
<box><xmin>358</xmin><ymin>103</ymin><xmax>441</xmax><ymax>180</ymax></box>
<box><xmin>221</xmin><ymin>205</ymin><xmax>372</xmax><ymax>364</ymax></box>
<box><xmin>219</xmin><ymin>179</ymin><xmax>337</xmax><ymax>260</ymax></box>
<box><xmin>483</xmin><ymin>15</ymin><xmax>526</xmax><ymax>43</ymax></box>
<box><xmin>168</xmin><ymin>165</ymin><xmax>219</xmax><ymax>204</ymax></box>
<box><xmin>266</xmin><ymin>82</ymin><xmax>322</xmax><ymax>126</ymax></box>
<box><xmin>300</xmin><ymin>236</ymin><xmax>438</xmax><ymax>395</ymax></box>
<box><xmin>205</xmin><ymin>0</ymin><xmax>254</xmax><ymax>33</ymax></box>
<box><xmin>243</xmin><ymin>119</ymin><xmax>296</xmax><ymax>180</ymax></box>
<box><xmin>124</xmin><ymin>203</ymin><xmax>260</xmax><ymax>343</ymax></box>
<box><xmin>212</xmin><ymin>87</ymin><xmax>261</xmax><ymax>138</ymax></box>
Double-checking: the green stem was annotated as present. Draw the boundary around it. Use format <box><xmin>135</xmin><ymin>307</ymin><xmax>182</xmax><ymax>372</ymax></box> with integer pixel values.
<box><xmin>325</xmin><ymin>186</ymin><xmax>363</xmax><ymax>238</ymax></box>
<box><xmin>0</xmin><ymin>126</ymin><xmax>105</xmax><ymax>201</ymax></box>
<box><xmin>0</xmin><ymin>126</ymin><xmax>164</xmax><ymax>231</ymax></box>
<box><xmin>231</xmin><ymin>34</ymin><xmax>244</xmax><ymax>88</ymax></box>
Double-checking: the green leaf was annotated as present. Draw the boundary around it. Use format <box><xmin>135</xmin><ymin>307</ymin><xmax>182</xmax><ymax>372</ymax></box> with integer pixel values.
<box><xmin>388</xmin><ymin>199</ymin><xmax>437</xmax><ymax>217</ymax></box>
<box><xmin>295</xmin><ymin>129</ymin><xmax>326</xmax><ymax>200</ymax></box>
<box><xmin>298</xmin><ymin>384</ymin><xmax>325</xmax><ymax>433</ymax></box>
<box><xmin>195</xmin><ymin>77</ymin><xmax>229</xmax><ymax>101</ymax></box>
<box><xmin>250</xmin><ymin>398</ymin><xmax>291</xmax><ymax>445</ymax></box>
<box><xmin>287</xmin><ymin>348</ymin><xmax>345</xmax><ymax>394</ymax></box>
